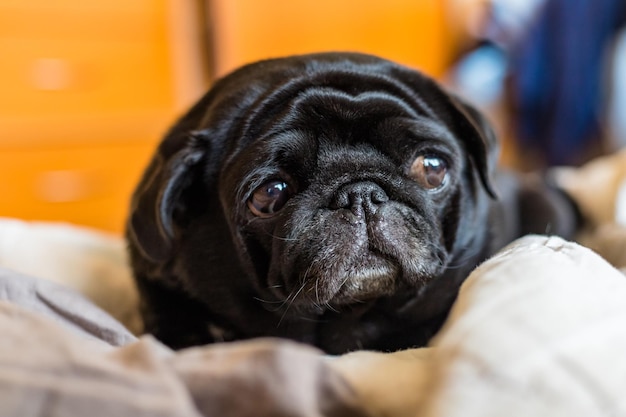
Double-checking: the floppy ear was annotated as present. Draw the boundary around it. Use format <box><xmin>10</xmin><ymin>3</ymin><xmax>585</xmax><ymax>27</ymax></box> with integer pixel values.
<box><xmin>127</xmin><ymin>131</ymin><xmax>209</xmax><ymax>262</ymax></box>
<box><xmin>444</xmin><ymin>93</ymin><xmax>500</xmax><ymax>199</ymax></box>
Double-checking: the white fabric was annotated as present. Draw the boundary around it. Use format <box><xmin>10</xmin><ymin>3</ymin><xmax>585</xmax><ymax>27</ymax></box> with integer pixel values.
<box><xmin>0</xmin><ymin>218</ymin><xmax>141</xmax><ymax>333</ymax></box>
<box><xmin>1</xmin><ymin>219</ymin><xmax>626</xmax><ymax>416</ymax></box>
<box><xmin>552</xmin><ymin>148</ymin><xmax>626</xmax><ymax>227</ymax></box>
<box><xmin>617</xmin><ymin>180</ymin><xmax>626</xmax><ymax>227</ymax></box>
<box><xmin>331</xmin><ymin>236</ymin><xmax>626</xmax><ymax>417</ymax></box>
<box><xmin>423</xmin><ymin>236</ymin><xmax>626</xmax><ymax>416</ymax></box>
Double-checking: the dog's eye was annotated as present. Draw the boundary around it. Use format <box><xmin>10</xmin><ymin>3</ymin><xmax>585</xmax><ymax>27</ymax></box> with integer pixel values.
<box><xmin>248</xmin><ymin>181</ymin><xmax>291</xmax><ymax>217</ymax></box>
<box><xmin>409</xmin><ymin>155</ymin><xmax>448</xmax><ymax>190</ymax></box>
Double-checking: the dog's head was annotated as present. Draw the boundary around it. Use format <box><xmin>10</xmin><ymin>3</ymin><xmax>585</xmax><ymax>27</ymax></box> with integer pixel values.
<box><xmin>127</xmin><ymin>53</ymin><xmax>499</xmax><ymax>350</ymax></box>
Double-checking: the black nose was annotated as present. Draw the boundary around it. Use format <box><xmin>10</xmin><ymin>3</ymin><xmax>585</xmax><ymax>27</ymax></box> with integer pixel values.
<box><xmin>330</xmin><ymin>181</ymin><xmax>389</xmax><ymax>217</ymax></box>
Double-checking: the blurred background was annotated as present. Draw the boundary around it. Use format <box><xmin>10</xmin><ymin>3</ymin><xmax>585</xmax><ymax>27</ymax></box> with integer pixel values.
<box><xmin>0</xmin><ymin>0</ymin><xmax>625</xmax><ymax>235</ymax></box>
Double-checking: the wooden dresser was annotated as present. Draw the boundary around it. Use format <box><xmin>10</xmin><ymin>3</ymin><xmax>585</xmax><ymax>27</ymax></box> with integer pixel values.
<box><xmin>0</xmin><ymin>0</ymin><xmax>208</xmax><ymax>234</ymax></box>
<box><xmin>0</xmin><ymin>0</ymin><xmax>451</xmax><ymax>235</ymax></box>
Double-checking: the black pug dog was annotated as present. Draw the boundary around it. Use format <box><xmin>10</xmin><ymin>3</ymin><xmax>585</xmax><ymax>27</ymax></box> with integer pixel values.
<box><xmin>127</xmin><ymin>52</ymin><xmax>579</xmax><ymax>354</ymax></box>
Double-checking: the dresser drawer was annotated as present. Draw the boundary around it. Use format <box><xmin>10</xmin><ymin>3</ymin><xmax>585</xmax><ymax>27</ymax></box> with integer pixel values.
<box><xmin>0</xmin><ymin>37</ymin><xmax>173</xmax><ymax>116</ymax></box>
<box><xmin>0</xmin><ymin>143</ymin><xmax>155</xmax><ymax>234</ymax></box>
<box><xmin>0</xmin><ymin>0</ymin><xmax>160</xmax><ymax>42</ymax></box>
<box><xmin>0</xmin><ymin>0</ymin><xmax>206</xmax><ymax>233</ymax></box>
<box><xmin>211</xmin><ymin>0</ymin><xmax>449</xmax><ymax>77</ymax></box>
<box><xmin>0</xmin><ymin>0</ymin><xmax>177</xmax><ymax>142</ymax></box>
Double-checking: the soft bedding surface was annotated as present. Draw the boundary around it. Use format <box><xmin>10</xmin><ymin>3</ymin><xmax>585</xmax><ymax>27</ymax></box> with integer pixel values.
<box><xmin>1</xmin><ymin>150</ymin><xmax>626</xmax><ymax>416</ymax></box>
<box><xmin>1</xmin><ymin>234</ymin><xmax>626</xmax><ymax>417</ymax></box>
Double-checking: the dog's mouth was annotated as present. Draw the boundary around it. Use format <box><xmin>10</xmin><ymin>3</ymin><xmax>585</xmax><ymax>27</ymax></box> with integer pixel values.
<box><xmin>328</xmin><ymin>252</ymin><xmax>399</xmax><ymax>304</ymax></box>
<box><xmin>271</xmin><ymin>238</ymin><xmax>448</xmax><ymax>315</ymax></box>
<box><xmin>275</xmin><ymin>249</ymin><xmax>411</xmax><ymax>314</ymax></box>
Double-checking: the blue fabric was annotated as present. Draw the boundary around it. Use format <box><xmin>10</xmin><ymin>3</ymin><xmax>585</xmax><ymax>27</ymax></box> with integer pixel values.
<box><xmin>510</xmin><ymin>0</ymin><xmax>626</xmax><ymax>165</ymax></box>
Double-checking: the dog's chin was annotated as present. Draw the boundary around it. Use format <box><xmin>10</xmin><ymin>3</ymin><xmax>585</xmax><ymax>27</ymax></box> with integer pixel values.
<box><xmin>275</xmin><ymin>249</ymin><xmax>443</xmax><ymax>315</ymax></box>
<box><xmin>329</xmin><ymin>255</ymin><xmax>400</xmax><ymax>305</ymax></box>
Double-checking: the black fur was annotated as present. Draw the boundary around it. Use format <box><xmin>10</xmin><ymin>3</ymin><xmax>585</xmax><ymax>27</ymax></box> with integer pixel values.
<box><xmin>126</xmin><ymin>53</ymin><xmax>579</xmax><ymax>353</ymax></box>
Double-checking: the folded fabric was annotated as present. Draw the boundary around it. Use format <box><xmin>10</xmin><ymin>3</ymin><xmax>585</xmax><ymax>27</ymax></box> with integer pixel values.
<box><xmin>3</xmin><ymin>235</ymin><xmax>625</xmax><ymax>417</ymax></box>
<box><xmin>0</xmin><ymin>268</ymin><xmax>366</xmax><ymax>417</ymax></box>
<box><xmin>0</xmin><ymin>217</ymin><xmax>141</xmax><ymax>333</ymax></box>
<box><xmin>332</xmin><ymin>236</ymin><xmax>626</xmax><ymax>417</ymax></box>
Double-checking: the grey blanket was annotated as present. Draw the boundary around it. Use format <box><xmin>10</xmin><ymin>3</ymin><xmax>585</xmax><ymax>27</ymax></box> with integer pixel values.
<box><xmin>0</xmin><ymin>268</ymin><xmax>367</xmax><ymax>417</ymax></box>
<box><xmin>3</xmin><ymin>234</ymin><xmax>626</xmax><ymax>417</ymax></box>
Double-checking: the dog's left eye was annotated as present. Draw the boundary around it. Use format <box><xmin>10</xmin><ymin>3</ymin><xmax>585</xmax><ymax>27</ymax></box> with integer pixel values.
<box><xmin>248</xmin><ymin>180</ymin><xmax>291</xmax><ymax>217</ymax></box>
<box><xmin>409</xmin><ymin>154</ymin><xmax>448</xmax><ymax>190</ymax></box>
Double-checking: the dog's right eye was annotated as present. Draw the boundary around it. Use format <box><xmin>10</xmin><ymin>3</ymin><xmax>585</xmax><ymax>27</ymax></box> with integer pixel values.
<box><xmin>247</xmin><ymin>181</ymin><xmax>291</xmax><ymax>217</ymax></box>
<box><xmin>409</xmin><ymin>154</ymin><xmax>448</xmax><ymax>190</ymax></box>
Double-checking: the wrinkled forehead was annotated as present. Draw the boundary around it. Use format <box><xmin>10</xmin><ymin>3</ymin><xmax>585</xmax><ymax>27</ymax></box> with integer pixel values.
<box><xmin>231</xmin><ymin>64</ymin><xmax>439</xmax><ymax>144</ymax></box>
<box><xmin>214</xmin><ymin>55</ymin><xmax>456</xmax><ymax>170</ymax></box>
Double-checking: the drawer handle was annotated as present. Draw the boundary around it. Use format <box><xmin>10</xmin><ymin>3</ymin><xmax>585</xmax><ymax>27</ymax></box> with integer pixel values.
<box><xmin>30</xmin><ymin>58</ymin><xmax>75</xmax><ymax>91</ymax></box>
<box><xmin>35</xmin><ymin>170</ymin><xmax>97</xmax><ymax>203</ymax></box>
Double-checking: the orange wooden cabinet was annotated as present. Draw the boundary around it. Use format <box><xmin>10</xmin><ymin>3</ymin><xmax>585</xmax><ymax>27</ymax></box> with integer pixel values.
<box><xmin>211</xmin><ymin>0</ymin><xmax>451</xmax><ymax>78</ymax></box>
<box><xmin>0</xmin><ymin>0</ymin><xmax>452</xmax><ymax>235</ymax></box>
<box><xmin>0</xmin><ymin>0</ymin><xmax>207</xmax><ymax>234</ymax></box>
<box><xmin>0</xmin><ymin>144</ymin><xmax>157</xmax><ymax>233</ymax></box>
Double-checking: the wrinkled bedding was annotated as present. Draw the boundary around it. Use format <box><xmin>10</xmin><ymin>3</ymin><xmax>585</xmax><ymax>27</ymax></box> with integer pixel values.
<box><xmin>1</xmin><ymin>149</ymin><xmax>626</xmax><ymax>417</ymax></box>
<box><xmin>1</xmin><ymin>233</ymin><xmax>626</xmax><ymax>417</ymax></box>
